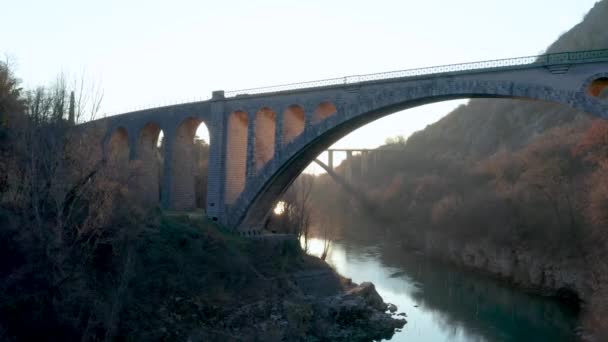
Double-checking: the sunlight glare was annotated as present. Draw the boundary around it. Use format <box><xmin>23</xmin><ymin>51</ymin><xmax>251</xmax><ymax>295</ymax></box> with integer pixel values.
<box><xmin>273</xmin><ymin>201</ymin><xmax>286</xmax><ymax>215</ymax></box>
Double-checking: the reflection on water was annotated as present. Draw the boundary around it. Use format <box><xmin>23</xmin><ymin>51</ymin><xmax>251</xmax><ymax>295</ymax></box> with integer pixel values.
<box><xmin>305</xmin><ymin>238</ymin><xmax>579</xmax><ymax>342</ymax></box>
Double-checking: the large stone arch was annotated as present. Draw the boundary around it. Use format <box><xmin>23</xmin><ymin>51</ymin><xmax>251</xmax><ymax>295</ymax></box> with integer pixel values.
<box><xmin>254</xmin><ymin>107</ymin><xmax>276</xmax><ymax>171</ymax></box>
<box><xmin>231</xmin><ymin>79</ymin><xmax>607</xmax><ymax>230</ymax></box>
<box><xmin>193</xmin><ymin>124</ymin><xmax>211</xmax><ymax>210</ymax></box>
<box><xmin>135</xmin><ymin>122</ymin><xmax>163</xmax><ymax>206</ymax></box>
<box><xmin>312</xmin><ymin>101</ymin><xmax>337</xmax><ymax>124</ymax></box>
<box><xmin>105</xmin><ymin>127</ymin><xmax>130</xmax><ymax>179</ymax></box>
<box><xmin>225</xmin><ymin>110</ymin><xmax>249</xmax><ymax>204</ymax></box>
<box><xmin>581</xmin><ymin>73</ymin><xmax>608</xmax><ymax>98</ymax></box>
<box><xmin>282</xmin><ymin>105</ymin><xmax>306</xmax><ymax>145</ymax></box>
<box><xmin>170</xmin><ymin>117</ymin><xmax>209</xmax><ymax>210</ymax></box>
<box><xmin>77</xmin><ymin>55</ymin><xmax>608</xmax><ymax>227</ymax></box>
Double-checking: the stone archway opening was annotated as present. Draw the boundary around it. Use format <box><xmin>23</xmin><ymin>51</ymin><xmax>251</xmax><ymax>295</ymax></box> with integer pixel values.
<box><xmin>136</xmin><ymin>123</ymin><xmax>163</xmax><ymax>206</ymax></box>
<box><xmin>194</xmin><ymin>123</ymin><xmax>210</xmax><ymax>209</ymax></box>
<box><xmin>156</xmin><ymin>129</ymin><xmax>165</xmax><ymax>203</ymax></box>
<box><xmin>283</xmin><ymin>105</ymin><xmax>305</xmax><ymax>145</ymax></box>
<box><xmin>587</xmin><ymin>78</ymin><xmax>608</xmax><ymax>99</ymax></box>
<box><xmin>106</xmin><ymin>127</ymin><xmax>130</xmax><ymax>179</ymax></box>
<box><xmin>226</xmin><ymin>110</ymin><xmax>249</xmax><ymax>204</ymax></box>
<box><xmin>255</xmin><ymin>107</ymin><xmax>276</xmax><ymax>171</ymax></box>
<box><xmin>171</xmin><ymin>118</ymin><xmax>210</xmax><ymax>211</ymax></box>
<box><xmin>312</xmin><ymin>101</ymin><xmax>337</xmax><ymax>124</ymax></box>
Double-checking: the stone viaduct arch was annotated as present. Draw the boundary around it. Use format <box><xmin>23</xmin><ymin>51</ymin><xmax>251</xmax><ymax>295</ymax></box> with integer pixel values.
<box><xmin>81</xmin><ymin>49</ymin><xmax>608</xmax><ymax>232</ymax></box>
<box><xmin>282</xmin><ymin>105</ymin><xmax>306</xmax><ymax>145</ymax></box>
<box><xmin>95</xmin><ymin>102</ymin><xmax>214</xmax><ymax>210</ymax></box>
<box><xmin>136</xmin><ymin>122</ymin><xmax>162</xmax><ymax>205</ymax></box>
<box><xmin>107</xmin><ymin>127</ymin><xmax>130</xmax><ymax>165</ymax></box>
<box><xmin>226</xmin><ymin>110</ymin><xmax>248</xmax><ymax>204</ymax></box>
<box><xmin>254</xmin><ymin>107</ymin><xmax>276</xmax><ymax>171</ymax></box>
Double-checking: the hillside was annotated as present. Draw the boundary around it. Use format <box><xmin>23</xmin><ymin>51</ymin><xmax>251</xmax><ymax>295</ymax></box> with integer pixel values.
<box><xmin>305</xmin><ymin>0</ymin><xmax>608</xmax><ymax>338</ymax></box>
<box><xmin>404</xmin><ymin>0</ymin><xmax>608</xmax><ymax>160</ymax></box>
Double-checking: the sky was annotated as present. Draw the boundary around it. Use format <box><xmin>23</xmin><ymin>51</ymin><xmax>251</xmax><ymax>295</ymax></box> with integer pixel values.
<box><xmin>1</xmin><ymin>0</ymin><xmax>600</xmax><ymax>171</ymax></box>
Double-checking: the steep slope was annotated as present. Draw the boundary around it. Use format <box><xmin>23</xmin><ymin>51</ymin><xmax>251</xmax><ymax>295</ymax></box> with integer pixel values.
<box><xmin>546</xmin><ymin>0</ymin><xmax>608</xmax><ymax>54</ymax></box>
<box><xmin>405</xmin><ymin>0</ymin><xmax>608</xmax><ymax>160</ymax></box>
<box><xmin>304</xmin><ymin>1</ymin><xmax>608</xmax><ymax>338</ymax></box>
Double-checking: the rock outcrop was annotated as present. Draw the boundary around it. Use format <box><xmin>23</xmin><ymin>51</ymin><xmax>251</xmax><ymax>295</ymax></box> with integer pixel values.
<box><xmin>193</xmin><ymin>281</ymin><xmax>406</xmax><ymax>342</ymax></box>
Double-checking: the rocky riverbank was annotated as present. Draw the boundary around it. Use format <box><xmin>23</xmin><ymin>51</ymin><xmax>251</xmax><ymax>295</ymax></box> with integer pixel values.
<box><xmin>200</xmin><ymin>281</ymin><xmax>406</xmax><ymax>342</ymax></box>
<box><xmin>415</xmin><ymin>233</ymin><xmax>590</xmax><ymax>305</ymax></box>
<box><xmin>400</xmin><ymin>233</ymin><xmax>608</xmax><ymax>339</ymax></box>
<box><xmin>0</xmin><ymin>210</ymin><xmax>405</xmax><ymax>341</ymax></box>
<box><xmin>186</xmin><ymin>233</ymin><xmax>407</xmax><ymax>342</ymax></box>
<box><xmin>123</xmin><ymin>213</ymin><xmax>407</xmax><ymax>341</ymax></box>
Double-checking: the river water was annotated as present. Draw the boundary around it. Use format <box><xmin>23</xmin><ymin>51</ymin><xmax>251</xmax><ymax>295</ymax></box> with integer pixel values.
<box><xmin>305</xmin><ymin>238</ymin><xmax>579</xmax><ymax>341</ymax></box>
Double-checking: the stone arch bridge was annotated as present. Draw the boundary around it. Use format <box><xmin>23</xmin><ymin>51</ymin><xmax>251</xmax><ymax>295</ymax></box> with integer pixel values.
<box><xmin>81</xmin><ymin>49</ymin><xmax>608</xmax><ymax>232</ymax></box>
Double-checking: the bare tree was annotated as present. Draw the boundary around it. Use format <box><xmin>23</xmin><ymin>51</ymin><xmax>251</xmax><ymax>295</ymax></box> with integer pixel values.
<box><xmin>72</xmin><ymin>70</ymin><xmax>104</xmax><ymax>123</ymax></box>
<box><xmin>0</xmin><ymin>64</ymin><xmax>148</xmax><ymax>339</ymax></box>
<box><xmin>268</xmin><ymin>175</ymin><xmax>314</xmax><ymax>251</ymax></box>
<box><xmin>319</xmin><ymin>215</ymin><xmax>334</xmax><ymax>261</ymax></box>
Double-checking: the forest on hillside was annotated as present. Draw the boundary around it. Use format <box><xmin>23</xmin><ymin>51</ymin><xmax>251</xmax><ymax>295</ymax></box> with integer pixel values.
<box><xmin>298</xmin><ymin>0</ymin><xmax>608</xmax><ymax>337</ymax></box>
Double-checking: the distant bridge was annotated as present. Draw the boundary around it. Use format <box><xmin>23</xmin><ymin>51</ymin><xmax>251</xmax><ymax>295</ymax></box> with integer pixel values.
<box><xmin>322</xmin><ymin>148</ymin><xmax>400</xmax><ymax>169</ymax></box>
<box><xmin>314</xmin><ymin>148</ymin><xmax>401</xmax><ymax>184</ymax></box>
<box><xmin>82</xmin><ymin>49</ymin><xmax>608</xmax><ymax>232</ymax></box>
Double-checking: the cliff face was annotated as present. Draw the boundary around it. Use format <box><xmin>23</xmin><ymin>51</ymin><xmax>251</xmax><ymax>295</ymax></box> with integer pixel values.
<box><xmin>404</xmin><ymin>0</ymin><xmax>608</xmax><ymax>160</ymax></box>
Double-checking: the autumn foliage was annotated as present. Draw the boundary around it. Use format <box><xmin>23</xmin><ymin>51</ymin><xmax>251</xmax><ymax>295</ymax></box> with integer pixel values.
<box><xmin>572</xmin><ymin>119</ymin><xmax>608</xmax><ymax>163</ymax></box>
<box><xmin>309</xmin><ymin>113</ymin><xmax>608</xmax><ymax>336</ymax></box>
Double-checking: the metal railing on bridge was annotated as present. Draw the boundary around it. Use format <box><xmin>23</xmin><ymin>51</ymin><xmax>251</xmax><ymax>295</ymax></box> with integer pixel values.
<box><xmin>103</xmin><ymin>49</ymin><xmax>608</xmax><ymax>116</ymax></box>
<box><xmin>223</xmin><ymin>49</ymin><xmax>608</xmax><ymax>98</ymax></box>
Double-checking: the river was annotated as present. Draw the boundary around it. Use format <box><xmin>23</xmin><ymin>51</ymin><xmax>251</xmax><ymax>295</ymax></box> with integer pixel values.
<box><xmin>305</xmin><ymin>237</ymin><xmax>580</xmax><ymax>341</ymax></box>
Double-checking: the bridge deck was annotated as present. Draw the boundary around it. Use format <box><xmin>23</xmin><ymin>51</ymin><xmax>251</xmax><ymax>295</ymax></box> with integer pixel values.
<box><xmin>221</xmin><ymin>49</ymin><xmax>608</xmax><ymax>99</ymax></box>
<box><xmin>325</xmin><ymin>148</ymin><xmax>403</xmax><ymax>153</ymax></box>
<box><xmin>101</xmin><ymin>49</ymin><xmax>608</xmax><ymax>116</ymax></box>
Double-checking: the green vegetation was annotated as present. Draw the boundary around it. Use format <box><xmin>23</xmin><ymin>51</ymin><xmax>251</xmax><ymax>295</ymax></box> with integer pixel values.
<box><xmin>0</xmin><ymin>198</ymin><xmax>325</xmax><ymax>340</ymax></box>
